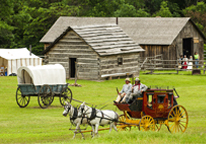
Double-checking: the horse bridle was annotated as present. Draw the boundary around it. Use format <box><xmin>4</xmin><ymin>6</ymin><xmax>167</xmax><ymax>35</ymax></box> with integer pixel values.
<box><xmin>64</xmin><ymin>105</ymin><xmax>71</xmax><ymax>114</ymax></box>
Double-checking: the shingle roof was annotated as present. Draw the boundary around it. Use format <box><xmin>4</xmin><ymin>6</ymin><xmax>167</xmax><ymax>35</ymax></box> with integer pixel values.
<box><xmin>42</xmin><ymin>24</ymin><xmax>144</xmax><ymax>56</ymax></box>
<box><xmin>40</xmin><ymin>17</ymin><xmax>205</xmax><ymax>45</ymax></box>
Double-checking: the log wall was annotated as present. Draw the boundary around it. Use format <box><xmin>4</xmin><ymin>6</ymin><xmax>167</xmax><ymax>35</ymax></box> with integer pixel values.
<box><xmin>100</xmin><ymin>53</ymin><xmax>140</xmax><ymax>78</ymax></box>
<box><xmin>46</xmin><ymin>30</ymin><xmax>99</xmax><ymax>79</ymax></box>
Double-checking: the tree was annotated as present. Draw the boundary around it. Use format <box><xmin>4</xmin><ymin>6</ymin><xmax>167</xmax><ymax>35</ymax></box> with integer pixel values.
<box><xmin>183</xmin><ymin>1</ymin><xmax>206</xmax><ymax>37</ymax></box>
<box><xmin>153</xmin><ymin>1</ymin><xmax>173</xmax><ymax>17</ymax></box>
<box><xmin>0</xmin><ymin>0</ymin><xmax>15</xmax><ymax>48</ymax></box>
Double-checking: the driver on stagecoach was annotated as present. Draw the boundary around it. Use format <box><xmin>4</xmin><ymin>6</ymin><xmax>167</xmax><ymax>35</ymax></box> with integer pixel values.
<box><xmin>121</xmin><ymin>77</ymin><xmax>148</xmax><ymax>103</ymax></box>
<box><xmin>114</xmin><ymin>78</ymin><xmax>132</xmax><ymax>103</ymax></box>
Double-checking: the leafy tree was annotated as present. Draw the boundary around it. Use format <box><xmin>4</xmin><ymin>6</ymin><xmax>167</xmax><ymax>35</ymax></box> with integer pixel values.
<box><xmin>153</xmin><ymin>1</ymin><xmax>173</xmax><ymax>17</ymax></box>
<box><xmin>0</xmin><ymin>0</ymin><xmax>15</xmax><ymax>48</ymax></box>
<box><xmin>114</xmin><ymin>3</ymin><xmax>138</xmax><ymax>17</ymax></box>
<box><xmin>145</xmin><ymin>0</ymin><xmax>163</xmax><ymax>15</ymax></box>
<box><xmin>183</xmin><ymin>1</ymin><xmax>206</xmax><ymax>37</ymax></box>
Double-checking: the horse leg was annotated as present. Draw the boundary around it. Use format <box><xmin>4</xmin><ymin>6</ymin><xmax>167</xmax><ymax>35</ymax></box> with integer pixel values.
<box><xmin>109</xmin><ymin>123</ymin><xmax>112</xmax><ymax>133</ymax></box>
<box><xmin>73</xmin><ymin>123</ymin><xmax>80</xmax><ymax>139</ymax></box>
<box><xmin>91</xmin><ymin>125</ymin><xmax>95</xmax><ymax>138</ymax></box>
<box><xmin>112</xmin><ymin>122</ymin><xmax>118</xmax><ymax>132</ymax></box>
<box><xmin>95</xmin><ymin>123</ymin><xmax>99</xmax><ymax>137</ymax></box>
<box><xmin>76</xmin><ymin>123</ymin><xmax>85</xmax><ymax>140</ymax></box>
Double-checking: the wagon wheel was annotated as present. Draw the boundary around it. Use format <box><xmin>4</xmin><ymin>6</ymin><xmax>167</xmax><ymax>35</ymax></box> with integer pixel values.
<box><xmin>16</xmin><ymin>87</ymin><xmax>30</xmax><ymax>108</ymax></box>
<box><xmin>139</xmin><ymin>115</ymin><xmax>155</xmax><ymax>131</ymax></box>
<box><xmin>167</xmin><ymin>105</ymin><xmax>188</xmax><ymax>133</ymax></box>
<box><xmin>60</xmin><ymin>87</ymin><xmax>72</xmax><ymax>106</ymax></box>
<box><xmin>117</xmin><ymin>114</ymin><xmax>131</xmax><ymax>131</ymax></box>
<box><xmin>38</xmin><ymin>85</ymin><xmax>53</xmax><ymax>109</ymax></box>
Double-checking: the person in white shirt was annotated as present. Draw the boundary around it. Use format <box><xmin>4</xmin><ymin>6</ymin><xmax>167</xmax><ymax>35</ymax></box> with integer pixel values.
<box><xmin>114</xmin><ymin>78</ymin><xmax>132</xmax><ymax>103</ymax></box>
<box><xmin>121</xmin><ymin>77</ymin><xmax>147</xmax><ymax>103</ymax></box>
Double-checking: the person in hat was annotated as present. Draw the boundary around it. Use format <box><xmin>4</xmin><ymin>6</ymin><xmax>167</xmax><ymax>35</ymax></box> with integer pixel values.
<box><xmin>114</xmin><ymin>78</ymin><xmax>132</xmax><ymax>103</ymax></box>
<box><xmin>121</xmin><ymin>77</ymin><xmax>148</xmax><ymax>103</ymax></box>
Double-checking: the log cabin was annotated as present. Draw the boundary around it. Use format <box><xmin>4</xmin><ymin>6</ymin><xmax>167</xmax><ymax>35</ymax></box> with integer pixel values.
<box><xmin>42</xmin><ymin>24</ymin><xmax>144</xmax><ymax>80</ymax></box>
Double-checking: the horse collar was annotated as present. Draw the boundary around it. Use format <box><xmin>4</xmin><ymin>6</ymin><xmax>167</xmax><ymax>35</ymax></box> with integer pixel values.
<box><xmin>89</xmin><ymin>108</ymin><xmax>96</xmax><ymax>120</ymax></box>
<box><xmin>70</xmin><ymin>107</ymin><xmax>78</xmax><ymax>121</ymax></box>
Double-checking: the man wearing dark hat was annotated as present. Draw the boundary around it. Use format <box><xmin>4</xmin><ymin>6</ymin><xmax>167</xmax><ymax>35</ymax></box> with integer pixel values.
<box><xmin>122</xmin><ymin>77</ymin><xmax>147</xmax><ymax>103</ymax></box>
<box><xmin>114</xmin><ymin>78</ymin><xmax>132</xmax><ymax>103</ymax></box>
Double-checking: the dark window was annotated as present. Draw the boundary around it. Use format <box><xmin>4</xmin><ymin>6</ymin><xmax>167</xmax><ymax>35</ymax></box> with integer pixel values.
<box><xmin>157</xmin><ymin>95</ymin><xmax>165</xmax><ymax>103</ymax></box>
<box><xmin>117</xmin><ymin>58</ymin><xmax>123</xmax><ymax>65</ymax></box>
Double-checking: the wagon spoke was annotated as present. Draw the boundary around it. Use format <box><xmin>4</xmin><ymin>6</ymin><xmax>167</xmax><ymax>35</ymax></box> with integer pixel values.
<box><xmin>176</xmin><ymin>125</ymin><xmax>179</xmax><ymax>132</ymax></box>
<box><xmin>179</xmin><ymin>124</ymin><xmax>183</xmax><ymax>132</ymax></box>
<box><xmin>179</xmin><ymin>121</ymin><xmax>187</xmax><ymax>123</ymax></box>
<box><xmin>179</xmin><ymin>123</ymin><xmax>186</xmax><ymax>129</ymax></box>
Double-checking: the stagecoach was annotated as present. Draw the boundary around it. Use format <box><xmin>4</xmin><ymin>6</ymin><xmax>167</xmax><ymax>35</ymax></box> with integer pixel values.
<box><xmin>16</xmin><ymin>64</ymin><xmax>72</xmax><ymax>109</ymax></box>
<box><xmin>114</xmin><ymin>87</ymin><xmax>188</xmax><ymax>133</ymax></box>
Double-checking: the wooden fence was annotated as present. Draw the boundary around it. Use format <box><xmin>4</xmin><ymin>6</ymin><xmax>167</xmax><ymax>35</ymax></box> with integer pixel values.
<box><xmin>141</xmin><ymin>59</ymin><xmax>206</xmax><ymax>74</ymax></box>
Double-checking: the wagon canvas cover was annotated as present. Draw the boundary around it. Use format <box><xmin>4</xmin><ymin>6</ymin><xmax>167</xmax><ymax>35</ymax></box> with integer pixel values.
<box><xmin>17</xmin><ymin>64</ymin><xmax>66</xmax><ymax>85</ymax></box>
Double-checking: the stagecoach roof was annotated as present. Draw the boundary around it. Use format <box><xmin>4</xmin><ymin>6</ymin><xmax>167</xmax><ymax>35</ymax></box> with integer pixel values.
<box><xmin>17</xmin><ymin>64</ymin><xmax>66</xmax><ymax>85</ymax></box>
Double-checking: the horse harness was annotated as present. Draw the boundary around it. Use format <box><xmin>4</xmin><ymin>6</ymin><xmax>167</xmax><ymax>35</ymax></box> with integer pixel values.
<box><xmin>88</xmin><ymin>108</ymin><xmax>105</xmax><ymax>124</ymax></box>
<box><xmin>70</xmin><ymin>107</ymin><xmax>88</xmax><ymax>126</ymax></box>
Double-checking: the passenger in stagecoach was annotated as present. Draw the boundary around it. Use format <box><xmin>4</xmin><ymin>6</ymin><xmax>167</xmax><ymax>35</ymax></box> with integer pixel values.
<box><xmin>121</xmin><ymin>77</ymin><xmax>148</xmax><ymax>103</ymax></box>
<box><xmin>114</xmin><ymin>78</ymin><xmax>132</xmax><ymax>103</ymax></box>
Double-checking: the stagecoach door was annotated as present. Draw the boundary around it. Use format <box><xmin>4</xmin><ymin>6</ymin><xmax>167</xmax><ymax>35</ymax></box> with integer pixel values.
<box><xmin>155</xmin><ymin>94</ymin><xmax>167</xmax><ymax>117</ymax></box>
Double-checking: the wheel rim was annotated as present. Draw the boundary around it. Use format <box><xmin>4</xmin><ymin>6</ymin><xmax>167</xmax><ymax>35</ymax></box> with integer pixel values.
<box><xmin>139</xmin><ymin>115</ymin><xmax>155</xmax><ymax>131</ymax></box>
<box><xmin>167</xmin><ymin>105</ymin><xmax>188</xmax><ymax>133</ymax></box>
<box><xmin>60</xmin><ymin>87</ymin><xmax>72</xmax><ymax>106</ymax></box>
<box><xmin>117</xmin><ymin>114</ymin><xmax>131</xmax><ymax>131</ymax></box>
<box><xmin>16</xmin><ymin>87</ymin><xmax>30</xmax><ymax>108</ymax></box>
<box><xmin>38</xmin><ymin>85</ymin><xmax>53</xmax><ymax>109</ymax></box>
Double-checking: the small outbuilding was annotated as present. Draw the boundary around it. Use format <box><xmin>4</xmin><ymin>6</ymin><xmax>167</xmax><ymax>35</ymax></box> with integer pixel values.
<box><xmin>42</xmin><ymin>24</ymin><xmax>144</xmax><ymax>80</ymax></box>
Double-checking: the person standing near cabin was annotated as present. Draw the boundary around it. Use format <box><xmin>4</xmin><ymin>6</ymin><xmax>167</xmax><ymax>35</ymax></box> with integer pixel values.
<box><xmin>187</xmin><ymin>56</ymin><xmax>193</xmax><ymax>70</ymax></box>
<box><xmin>121</xmin><ymin>78</ymin><xmax>148</xmax><ymax>103</ymax></box>
<box><xmin>114</xmin><ymin>78</ymin><xmax>132</xmax><ymax>103</ymax></box>
<box><xmin>182</xmin><ymin>55</ymin><xmax>188</xmax><ymax>69</ymax></box>
<box><xmin>194</xmin><ymin>52</ymin><xmax>200</xmax><ymax>68</ymax></box>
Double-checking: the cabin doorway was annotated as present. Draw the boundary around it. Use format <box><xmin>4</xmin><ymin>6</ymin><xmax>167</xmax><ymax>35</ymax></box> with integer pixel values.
<box><xmin>69</xmin><ymin>58</ymin><xmax>76</xmax><ymax>78</ymax></box>
<box><xmin>183</xmin><ymin>38</ymin><xmax>193</xmax><ymax>58</ymax></box>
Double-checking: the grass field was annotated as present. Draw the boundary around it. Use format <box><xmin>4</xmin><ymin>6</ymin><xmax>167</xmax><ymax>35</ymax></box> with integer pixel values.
<box><xmin>0</xmin><ymin>73</ymin><xmax>206</xmax><ymax>143</ymax></box>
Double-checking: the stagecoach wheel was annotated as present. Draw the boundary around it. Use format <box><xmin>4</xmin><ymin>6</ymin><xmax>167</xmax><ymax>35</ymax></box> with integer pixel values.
<box><xmin>139</xmin><ymin>115</ymin><xmax>155</xmax><ymax>131</ymax></box>
<box><xmin>38</xmin><ymin>85</ymin><xmax>53</xmax><ymax>109</ymax></box>
<box><xmin>60</xmin><ymin>87</ymin><xmax>72</xmax><ymax>106</ymax></box>
<box><xmin>167</xmin><ymin>105</ymin><xmax>188</xmax><ymax>133</ymax></box>
<box><xmin>117</xmin><ymin>114</ymin><xmax>131</xmax><ymax>131</ymax></box>
<box><xmin>16</xmin><ymin>87</ymin><xmax>30</xmax><ymax>108</ymax></box>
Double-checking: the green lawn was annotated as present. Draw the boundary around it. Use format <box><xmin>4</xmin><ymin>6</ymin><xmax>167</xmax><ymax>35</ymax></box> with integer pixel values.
<box><xmin>0</xmin><ymin>74</ymin><xmax>206</xmax><ymax>143</ymax></box>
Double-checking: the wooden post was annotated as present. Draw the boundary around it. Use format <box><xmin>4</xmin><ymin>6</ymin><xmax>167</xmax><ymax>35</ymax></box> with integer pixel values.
<box><xmin>132</xmin><ymin>74</ymin><xmax>134</xmax><ymax>85</ymax></box>
<box><xmin>74</xmin><ymin>62</ymin><xmax>77</xmax><ymax>85</ymax></box>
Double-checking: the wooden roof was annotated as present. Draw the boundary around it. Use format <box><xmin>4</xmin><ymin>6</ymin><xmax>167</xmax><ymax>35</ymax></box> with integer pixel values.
<box><xmin>40</xmin><ymin>17</ymin><xmax>205</xmax><ymax>45</ymax></box>
<box><xmin>42</xmin><ymin>24</ymin><xmax>144</xmax><ymax>56</ymax></box>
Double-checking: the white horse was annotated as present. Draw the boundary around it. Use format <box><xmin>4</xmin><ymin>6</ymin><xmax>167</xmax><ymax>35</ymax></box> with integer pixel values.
<box><xmin>63</xmin><ymin>102</ymin><xmax>88</xmax><ymax>139</ymax></box>
<box><xmin>78</xmin><ymin>102</ymin><xmax>118</xmax><ymax>137</ymax></box>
